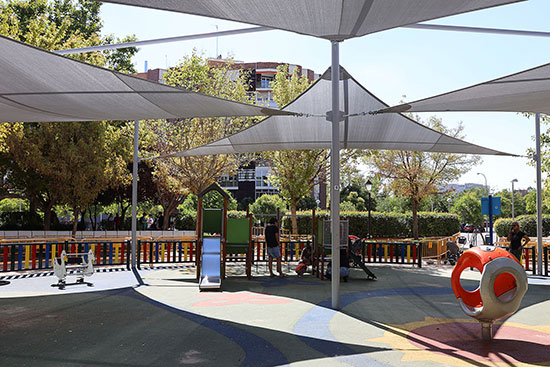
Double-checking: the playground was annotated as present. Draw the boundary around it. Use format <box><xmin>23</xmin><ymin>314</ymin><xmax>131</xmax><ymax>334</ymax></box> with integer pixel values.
<box><xmin>1</xmin><ymin>180</ymin><xmax>549</xmax><ymax>366</ymax></box>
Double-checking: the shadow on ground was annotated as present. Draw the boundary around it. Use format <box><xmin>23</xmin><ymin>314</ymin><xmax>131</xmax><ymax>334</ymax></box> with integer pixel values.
<box><xmin>0</xmin><ymin>287</ymin><xmax>389</xmax><ymax>367</ymax></box>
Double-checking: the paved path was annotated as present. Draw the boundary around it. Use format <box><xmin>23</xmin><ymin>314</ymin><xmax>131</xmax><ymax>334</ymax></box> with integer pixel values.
<box><xmin>1</xmin><ymin>263</ymin><xmax>549</xmax><ymax>366</ymax></box>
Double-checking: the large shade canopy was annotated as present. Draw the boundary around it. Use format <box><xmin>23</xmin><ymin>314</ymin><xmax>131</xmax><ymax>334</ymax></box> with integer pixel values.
<box><xmin>375</xmin><ymin>62</ymin><xmax>550</xmax><ymax>115</ymax></box>
<box><xmin>0</xmin><ymin>36</ymin><xmax>287</xmax><ymax>123</ymax></box>
<box><xmin>100</xmin><ymin>0</ymin><xmax>523</xmax><ymax>40</ymax></box>
<box><xmin>161</xmin><ymin>67</ymin><xmax>512</xmax><ymax>158</ymax></box>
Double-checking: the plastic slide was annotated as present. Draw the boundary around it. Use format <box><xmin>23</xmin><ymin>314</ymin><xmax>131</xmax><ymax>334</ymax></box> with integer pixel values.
<box><xmin>199</xmin><ymin>237</ymin><xmax>222</xmax><ymax>290</ymax></box>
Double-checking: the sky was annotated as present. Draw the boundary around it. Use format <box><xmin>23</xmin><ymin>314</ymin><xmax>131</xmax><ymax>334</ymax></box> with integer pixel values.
<box><xmin>99</xmin><ymin>0</ymin><xmax>550</xmax><ymax>193</ymax></box>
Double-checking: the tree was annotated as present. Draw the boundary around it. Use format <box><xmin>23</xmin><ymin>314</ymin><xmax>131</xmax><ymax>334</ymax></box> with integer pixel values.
<box><xmin>452</xmin><ymin>187</ymin><xmax>484</xmax><ymax>225</ymax></box>
<box><xmin>249</xmin><ymin>194</ymin><xmax>287</xmax><ymax>223</ymax></box>
<box><xmin>524</xmin><ymin>189</ymin><xmax>550</xmax><ymax>214</ymax></box>
<box><xmin>142</xmin><ymin>52</ymin><xmax>256</xmax><ymax>229</ymax></box>
<box><xmin>0</xmin><ymin>0</ymin><xmax>137</xmax><ymax>71</ymax></box>
<box><xmin>492</xmin><ymin>189</ymin><xmax>526</xmax><ymax>218</ymax></box>
<box><xmin>4</xmin><ymin>122</ymin><xmax>109</xmax><ymax>234</ymax></box>
<box><xmin>0</xmin><ymin>0</ymin><xmax>138</xmax><ymax>229</ymax></box>
<box><xmin>264</xmin><ymin>64</ymin><xmax>319</xmax><ymax>233</ymax></box>
<box><xmin>367</xmin><ymin>116</ymin><xmax>481</xmax><ymax>239</ymax></box>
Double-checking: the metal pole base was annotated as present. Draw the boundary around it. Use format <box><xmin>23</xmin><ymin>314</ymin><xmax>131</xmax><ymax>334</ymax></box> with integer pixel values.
<box><xmin>481</xmin><ymin>321</ymin><xmax>493</xmax><ymax>340</ymax></box>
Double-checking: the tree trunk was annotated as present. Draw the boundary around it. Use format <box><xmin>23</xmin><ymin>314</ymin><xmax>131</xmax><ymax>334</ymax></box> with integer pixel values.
<box><xmin>43</xmin><ymin>202</ymin><xmax>54</xmax><ymax>230</ymax></box>
<box><xmin>120</xmin><ymin>200</ymin><xmax>130</xmax><ymax>230</ymax></box>
<box><xmin>72</xmin><ymin>207</ymin><xmax>80</xmax><ymax>238</ymax></box>
<box><xmin>291</xmin><ymin>203</ymin><xmax>298</xmax><ymax>235</ymax></box>
<box><xmin>29</xmin><ymin>199</ymin><xmax>37</xmax><ymax>215</ymax></box>
<box><xmin>412</xmin><ymin>197</ymin><xmax>419</xmax><ymax>240</ymax></box>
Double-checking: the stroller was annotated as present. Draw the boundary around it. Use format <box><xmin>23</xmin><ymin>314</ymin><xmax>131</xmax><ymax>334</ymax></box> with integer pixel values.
<box><xmin>347</xmin><ymin>235</ymin><xmax>376</xmax><ymax>279</ymax></box>
<box><xmin>443</xmin><ymin>241</ymin><xmax>462</xmax><ymax>265</ymax></box>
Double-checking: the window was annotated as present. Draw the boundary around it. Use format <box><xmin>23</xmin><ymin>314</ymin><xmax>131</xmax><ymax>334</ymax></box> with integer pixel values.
<box><xmin>260</xmin><ymin>75</ymin><xmax>274</xmax><ymax>88</ymax></box>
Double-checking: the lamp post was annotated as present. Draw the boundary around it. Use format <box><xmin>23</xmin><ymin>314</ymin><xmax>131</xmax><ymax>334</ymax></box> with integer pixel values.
<box><xmin>447</xmin><ymin>197</ymin><xmax>452</xmax><ymax>212</ymax></box>
<box><xmin>366</xmin><ymin>180</ymin><xmax>372</xmax><ymax>239</ymax></box>
<box><xmin>511</xmin><ymin>179</ymin><xmax>518</xmax><ymax>220</ymax></box>
<box><xmin>477</xmin><ymin>172</ymin><xmax>488</xmax><ymax>194</ymax></box>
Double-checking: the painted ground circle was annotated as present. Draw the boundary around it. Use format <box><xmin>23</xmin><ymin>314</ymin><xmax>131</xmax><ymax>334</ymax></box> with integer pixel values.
<box><xmin>407</xmin><ymin>322</ymin><xmax>550</xmax><ymax>364</ymax></box>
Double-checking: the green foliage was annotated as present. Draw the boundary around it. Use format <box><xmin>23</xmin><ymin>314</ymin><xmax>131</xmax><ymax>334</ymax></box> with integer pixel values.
<box><xmin>297</xmin><ymin>196</ymin><xmax>317</xmax><ymax>210</ymax></box>
<box><xmin>340</xmin><ymin>174</ymin><xmax>378</xmax><ymax>210</ymax></box>
<box><xmin>0</xmin><ymin>198</ymin><xmax>28</xmax><ymax>212</ymax></box>
<box><xmin>342</xmin><ymin>191</ymin><xmax>366</xmax><ymax>211</ymax></box>
<box><xmin>452</xmin><ymin>188</ymin><xmax>484</xmax><ymax>225</ymax></box>
<box><xmin>0</xmin><ymin>0</ymin><xmax>136</xmax><ymax>69</ymax></box>
<box><xmin>249</xmin><ymin>194</ymin><xmax>287</xmax><ymax>223</ymax></box>
<box><xmin>340</xmin><ymin>201</ymin><xmax>357</xmax><ymax>211</ymax></box>
<box><xmin>179</xmin><ymin>191</ymin><xmax>238</xmax><ymax>212</ymax></box>
<box><xmin>0</xmin><ymin>211</ymin><xmax>42</xmax><ymax>229</ymax></box>
<box><xmin>237</xmin><ymin>196</ymin><xmax>254</xmax><ymax>211</ymax></box>
<box><xmin>175</xmin><ymin>210</ymin><xmax>195</xmax><ymax>230</ymax></box>
<box><xmin>281</xmin><ymin>210</ymin><xmax>459</xmax><ymax>237</ymax></box>
<box><xmin>102</xmin><ymin>34</ymin><xmax>138</xmax><ymax>73</ymax></box>
<box><xmin>524</xmin><ymin>189</ymin><xmax>550</xmax><ymax>214</ymax></box>
<box><xmin>495</xmin><ymin>215</ymin><xmax>550</xmax><ymax>237</ymax></box>
<box><xmin>375</xmin><ymin>195</ymin><xmax>410</xmax><ymax>213</ymax></box>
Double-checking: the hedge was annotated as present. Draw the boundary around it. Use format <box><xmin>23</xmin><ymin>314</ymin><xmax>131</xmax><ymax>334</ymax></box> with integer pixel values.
<box><xmin>282</xmin><ymin>210</ymin><xmax>459</xmax><ymax>238</ymax></box>
<box><xmin>494</xmin><ymin>215</ymin><xmax>550</xmax><ymax>237</ymax></box>
<box><xmin>176</xmin><ymin>209</ymin><xmax>459</xmax><ymax>237</ymax></box>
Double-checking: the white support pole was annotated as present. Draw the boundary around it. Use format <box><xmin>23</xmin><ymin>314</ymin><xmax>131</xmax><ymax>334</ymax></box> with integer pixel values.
<box><xmin>53</xmin><ymin>26</ymin><xmax>270</xmax><ymax>55</ymax></box>
<box><xmin>131</xmin><ymin>120</ymin><xmax>140</xmax><ymax>268</ymax></box>
<box><xmin>535</xmin><ymin>113</ymin><xmax>543</xmax><ymax>274</ymax></box>
<box><xmin>330</xmin><ymin>41</ymin><xmax>341</xmax><ymax>310</ymax></box>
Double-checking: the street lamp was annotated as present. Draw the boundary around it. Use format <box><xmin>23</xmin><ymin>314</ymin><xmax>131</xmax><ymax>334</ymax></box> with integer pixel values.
<box><xmin>366</xmin><ymin>179</ymin><xmax>372</xmax><ymax>239</ymax></box>
<box><xmin>447</xmin><ymin>197</ymin><xmax>452</xmax><ymax>212</ymax></box>
<box><xmin>511</xmin><ymin>179</ymin><xmax>518</xmax><ymax>220</ymax></box>
<box><xmin>477</xmin><ymin>172</ymin><xmax>488</xmax><ymax>194</ymax></box>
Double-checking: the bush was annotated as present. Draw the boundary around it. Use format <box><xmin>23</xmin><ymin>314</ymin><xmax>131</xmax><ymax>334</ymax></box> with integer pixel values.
<box><xmin>175</xmin><ymin>211</ymin><xmax>196</xmax><ymax>230</ymax></box>
<box><xmin>297</xmin><ymin>197</ymin><xmax>317</xmax><ymax>210</ymax></box>
<box><xmin>174</xmin><ymin>209</ymin><xmax>460</xmax><ymax>237</ymax></box>
<box><xmin>249</xmin><ymin>194</ymin><xmax>287</xmax><ymax>224</ymax></box>
<box><xmin>281</xmin><ymin>210</ymin><xmax>459</xmax><ymax>237</ymax></box>
<box><xmin>495</xmin><ymin>215</ymin><xmax>550</xmax><ymax>237</ymax></box>
<box><xmin>0</xmin><ymin>211</ymin><xmax>43</xmax><ymax>230</ymax></box>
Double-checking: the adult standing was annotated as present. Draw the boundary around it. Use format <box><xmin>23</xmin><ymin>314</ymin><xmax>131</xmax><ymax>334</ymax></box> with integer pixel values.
<box><xmin>507</xmin><ymin>221</ymin><xmax>530</xmax><ymax>261</ymax></box>
<box><xmin>265</xmin><ymin>218</ymin><xmax>285</xmax><ymax>278</ymax></box>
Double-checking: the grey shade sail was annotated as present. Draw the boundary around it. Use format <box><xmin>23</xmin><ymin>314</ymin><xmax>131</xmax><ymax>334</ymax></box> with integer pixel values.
<box><xmin>161</xmin><ymin>67</ymin><xmax>513</xmax><ymax>159</ymax></box>
<box><xmin>375</xmin><ymin>62</ymin><xmax>550</xmax><ymax>115</ymax></box>
<box><xmin>0</xmin><ymin>35</ymin><xmax>289</xmax><ymax>123</ymax></box>
<box><xmin>100</xmin><ymin>0</ymin><xmax>523</xmax><ymax>41</ymax></box>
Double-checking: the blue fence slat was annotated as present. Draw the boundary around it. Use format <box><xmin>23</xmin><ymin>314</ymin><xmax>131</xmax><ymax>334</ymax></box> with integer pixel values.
<box><xmin>45</xmin><ymin>244</ymin><xmax>51</xmax><ymax>268</ymax></box>
<box><xmin>17</xmin><ymin>244</ymin><xmax>23</xmax><ymax>270</ymax></box>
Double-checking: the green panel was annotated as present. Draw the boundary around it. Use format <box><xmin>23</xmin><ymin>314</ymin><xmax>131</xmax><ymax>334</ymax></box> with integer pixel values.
<box><xmin>226</xmin><ymin>218</ymin><xmax>250</xmax><ymax>254</ymax></box>
<box><xmin>227</xmin><ymin>218</ymin><xmax>249</xmax><ymax>244</ymax></box>
<box><xmin>203</xmin><ymin>208</ymin><xmax>223</xmax><ymax>234</ymax></box>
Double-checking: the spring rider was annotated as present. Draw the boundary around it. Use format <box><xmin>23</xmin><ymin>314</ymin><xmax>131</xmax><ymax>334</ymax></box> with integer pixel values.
<box><xmin>451</xmin><ymin>246</ymin><xmax>528</xmax><ymax>340</ymax></box>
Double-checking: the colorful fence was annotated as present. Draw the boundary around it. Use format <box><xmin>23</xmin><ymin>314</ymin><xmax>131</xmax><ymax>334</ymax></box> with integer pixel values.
<box><xmin>361</xmin><ymin>241</ymin><xmax>422</xmax><ymax>267</ymax></box>
<box><xmin>137</xmin><ymin>240</ymin><xmax>196</xmax><ymax>267</ymax></box>
<box><xmin>4</xmin><ymin>238</ymin><xmax>548</xmax><ymax>277</ymax></box>
<box><xmin>0</xmin><ymin>240</ymin><xmax>130</xmax><ymax>272</ymax></box>
<box><xmin>501</xmin><ymin>244</ymin><xmax>550</xmax><ymax>276</ymax></box>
